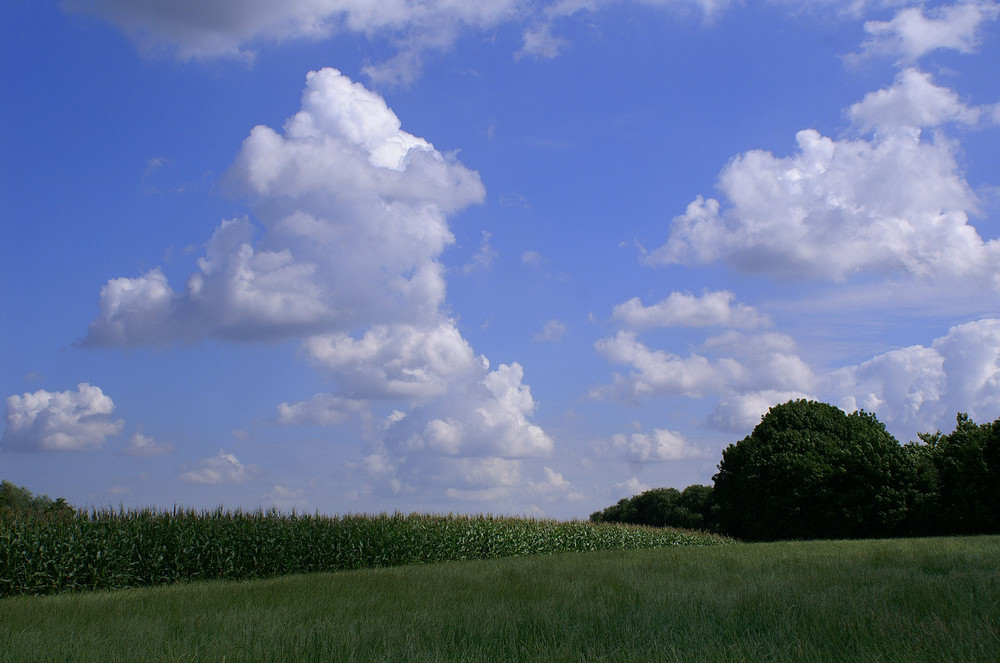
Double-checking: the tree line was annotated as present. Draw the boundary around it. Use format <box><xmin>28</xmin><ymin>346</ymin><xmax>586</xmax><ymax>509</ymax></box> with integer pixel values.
<box><xmin>591</xmin><ymin>400</ymin><xmax>1000</xmax><ymax>541</ymax></box>
<box><xmin>0</xmin><ymin>480</ymin><xmax>76</xmax><ymax>522</ymax></box>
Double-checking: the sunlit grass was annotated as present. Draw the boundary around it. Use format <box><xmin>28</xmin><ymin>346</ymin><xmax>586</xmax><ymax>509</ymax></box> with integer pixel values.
<box><xmin>2</xmin><ymin>536</ymin><xmax>997</xmax><ymax>662</ymax></box>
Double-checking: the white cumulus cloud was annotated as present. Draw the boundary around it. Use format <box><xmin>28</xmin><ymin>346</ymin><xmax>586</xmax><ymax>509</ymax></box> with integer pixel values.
<box><xmin>614</xmin><ymin>475</ymin><xmax>651</xmax><ymax>498</ymax></box>
<box><xmin>399</xmin><ymin>362</ymin><xmax>554</xmax><ymax>459</ymax></box>
<box><xmin>3</xmin><ymin>384</ymin><xmax>124</xmax><ymax>452</ymax></box>
<box><xmin>592</xmin><ymin>330</ymin><xmax>813</xmax><ymax>403</ymax></box>
<box><xmin>84</xmin><ymin>68</ymin><xmax>484</xmax><ymax>348</ymax></box>
<box><xmin>461</xmin><ymin>231</ymin><xmax>498</xmax><ymax>275</ymax></box>
<box><xmin>596</xmin><ymin>313</ymin><xmax>1000</xmax><ymax>444</ymax></box>
<box><xmin>593</xmin><ymin>331</ymin><xmax>741</xmax><ymax>401</ymax></box>
<box><xmin>436</xmin><ymin>458</ymin><xmax>573</xmax><ymax>502</ymax></box>
<box><xmin>547</xmin><ymin>0</ymin><xmax>733</xmax><ymax>21</ymax></box>
<box><xmin>263</xmin><ymin>485</ymin><xmax>308</xmax><ymax>511</ymax></box>
<box><xmin>180</xmin><ymin>450</ymin><xmax>259</xmax><ymax>484</ymax></box>
<box><xmin>124</xmin><ymin>429</ymin><xmax>175</xmax><ymax>457</ymax></box>
<box><xmin>612</xmin><ymin>291</ymin><xmax>770</xmax><ymax>329</ymax></box>
<box><xmin>302</xmin><ymin>322</ymin><xmax>482</xmax><ymax>402</ymax></box>
<box><xmin>517</xmin><ymin>24</ymin><xmax>569</xmax><ymax>60</ymax></box>
<box><xmin>611</xmin><ymin>428</ymin><xmax>704</xmax><ymax>462</ymax></box>
<box><xmin>707</xmin><ymin>390</ymin><xmax>816</xmax><ymax>433</ymax></box>
<box><xmin>82</xmin><ymin>268</ymin><xmax>180</xmax><ymax>347</ymax></box>
<box><xmin>648</xmin><ymin>88</ymin><xmax>997</xmax><ymax>285</ymax></box>
<box><xmin>352</xmin><ymin>361</ymin><xmax>557</xmax><ymax>502</ymax></box>
<box><xmin>848</xmin><ymin>68</ymin><xmax>984</xmax><ymax>132</ymax></box>
<box><xmin>81</xmin><ymin>67</ymin><xmax>554</xmax><ymax>511</ymax></box>
<box><xmin>827</xmin><ymin>319</ymin><xmax>1000</xmax><ymax>441</ymax></box>
<box><xmin>856</xmin><ymin>1</ymin><xmax>1000</xmax><ymax>62</ymax></box>
<box><xmin>529</xmin><ymin>467</ymin><xmax>572</xmax><ymax>495</ymax></box>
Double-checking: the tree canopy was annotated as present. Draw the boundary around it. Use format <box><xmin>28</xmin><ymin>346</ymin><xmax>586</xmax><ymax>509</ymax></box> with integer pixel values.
<box><xmin>0</xmin><ymin>480</ymin><xmax>75</xmax><ymax>522</ymax></box>
<box><xmin>590</xmin><ymin>485</ymin><xmax>717</xmax><ymax>531</ymax></box>
<box><xmin>711</xmin><ymin>401</ymin><xmax>999</xmax><ymax>541</ymax></box>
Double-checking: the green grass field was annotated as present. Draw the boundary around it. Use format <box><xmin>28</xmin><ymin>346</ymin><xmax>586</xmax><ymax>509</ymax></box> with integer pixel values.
<box><xmin>2</xmin><ymin>535</ymin><xmax>997</xmax><ymax>662</ymax></box>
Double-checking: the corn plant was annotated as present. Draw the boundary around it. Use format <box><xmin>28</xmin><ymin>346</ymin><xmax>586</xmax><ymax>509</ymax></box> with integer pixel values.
<box><xmin>0</xmin><ymin>508</ymin><xmax>731</xmax><ymax>597</ymax></box>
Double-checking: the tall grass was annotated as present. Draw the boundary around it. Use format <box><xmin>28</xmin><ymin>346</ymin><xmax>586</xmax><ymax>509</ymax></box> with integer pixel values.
<box><xmin>0</xmin><ymin>507</ymin><xmax>728</xmax><ymax>597</ymax></box>
<box><xmin>2</xmin><ymin>536</ymin><xmax>997</xmax><ymax>662</ymax></box>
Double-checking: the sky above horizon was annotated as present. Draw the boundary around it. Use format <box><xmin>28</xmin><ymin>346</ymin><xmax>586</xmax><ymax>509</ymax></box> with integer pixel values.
<box><xmin>2</xmin><ymin>0</ymin><xmax>1000</xmax><ymax>518</ymax></box>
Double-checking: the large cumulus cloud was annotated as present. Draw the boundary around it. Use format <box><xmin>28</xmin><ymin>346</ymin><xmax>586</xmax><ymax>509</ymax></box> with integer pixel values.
<box><xmin>82</xmin><ymin>68</ymin><xmax>559</xmax><ymax>508</ymax></box>
<box><xmin>647</xmin><ymin>69</ymin><xmax>1000</xmax><ymax>287</ymax></box>
<box><xmin>84</xmin><ymin>68</ymin><xmax>484</xmax><ymax>347</ymax></box>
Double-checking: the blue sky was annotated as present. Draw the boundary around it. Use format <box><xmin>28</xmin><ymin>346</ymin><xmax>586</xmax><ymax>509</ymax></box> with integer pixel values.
<box><xmin>2</xmin><ymin>0</ymin><xmax>999</xmax><ymax>518</ymax></box>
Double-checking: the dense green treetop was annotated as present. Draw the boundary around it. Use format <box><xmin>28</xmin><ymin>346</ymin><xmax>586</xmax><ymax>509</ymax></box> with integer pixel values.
<box><xmin>712</xmin><ymin>400</ymin><xmax>917</xmax><ymax>541</ymax></box>
<box><xmin>590</xmin><ymin>485</ymin><xmax>717</xmax><ymax>532</ymax></box>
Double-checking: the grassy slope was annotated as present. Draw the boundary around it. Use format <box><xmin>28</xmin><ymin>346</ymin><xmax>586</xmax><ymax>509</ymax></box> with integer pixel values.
<box><xmin>2</xmin><ymin>536</ymin><xmax>998</xmax><ymax>662</ymax></box>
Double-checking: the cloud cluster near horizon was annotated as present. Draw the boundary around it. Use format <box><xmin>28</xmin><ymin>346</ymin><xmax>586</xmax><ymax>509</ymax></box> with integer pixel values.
<box><xmin>596</xmin><ymin>9</ymin><xmax>1000</xmax><ymax>446</ymax></box>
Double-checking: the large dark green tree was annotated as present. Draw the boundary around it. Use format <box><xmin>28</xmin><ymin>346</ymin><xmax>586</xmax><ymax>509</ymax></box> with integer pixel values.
<box><xmin>712</xmin><ymin>400</ymin><xmax>916</xmax><ymax>541</ymax></box>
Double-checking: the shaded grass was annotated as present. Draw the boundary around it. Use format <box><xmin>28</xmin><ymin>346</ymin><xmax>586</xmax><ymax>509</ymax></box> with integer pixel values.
<box><xmin>2</xmin><ymin>536</ymin><xmax>998</xmax><ymax>661</ymax></box>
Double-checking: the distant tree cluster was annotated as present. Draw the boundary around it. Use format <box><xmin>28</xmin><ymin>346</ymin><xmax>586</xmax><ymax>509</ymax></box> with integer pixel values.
<box><xmin>0</xmin><ymin>480</ymin><xmax>75</xmax><ymax>522</ymax></box>
<box><xmin>592</xmin><ymin>400</ymin><xmax>1000</xmax><ymax>541</ymax></box>
<box><xmin>590</xmin><ymin>484</ymin><xmax>718</xmax><ymax>532</ymax></box>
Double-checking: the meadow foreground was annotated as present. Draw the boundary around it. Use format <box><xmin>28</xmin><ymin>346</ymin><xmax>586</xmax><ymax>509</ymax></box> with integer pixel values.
<box><xmin>2</xmin><ymin>535</ymin><xmax>997</xmax><ymax>662</ymax></box>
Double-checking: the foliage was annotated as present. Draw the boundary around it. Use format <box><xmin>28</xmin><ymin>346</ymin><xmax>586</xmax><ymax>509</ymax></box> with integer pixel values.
<box><xmin>0</xmin><ymin>507</ymin><xmax>729</xmax><ymax>598</ymax></box>
<box><xmin>590</xmin><ymin>403</ymin><xmax>1000</xmax><ymax>542</ymax></box>
<box><xmin>0</xmin><ymin>481</ymin><xmax>75</xmax><ymax>523</ymax></box>
<box><xmin>712</xmin><ymin>400</ymin><xmax>919</xmax><ymax>541</ymax></box>
<box><xmin>589</xmin><ymin>485</ymin><xmax>717</xmax><ymax>531</ymax></box>
<box><xmin>910</xmin><ymin>413</ymin><xmax>1000</xmax><ymax>535</ymax></box>
<box><xmin>708</xmin><ymin>401</ymin><xmax>1000</xmax><ymax>541</ymax></box>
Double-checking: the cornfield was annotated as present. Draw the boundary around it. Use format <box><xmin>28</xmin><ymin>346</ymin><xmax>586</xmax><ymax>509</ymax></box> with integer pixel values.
<box><xmin>0</xmin><ymin>508</ymin><xmax>729</xmax><ymax>597</ymax></box>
